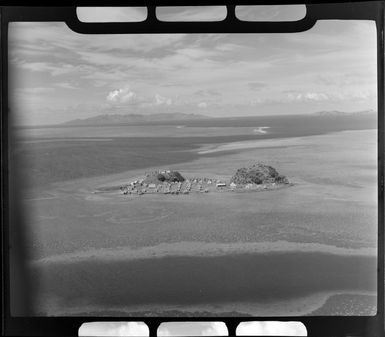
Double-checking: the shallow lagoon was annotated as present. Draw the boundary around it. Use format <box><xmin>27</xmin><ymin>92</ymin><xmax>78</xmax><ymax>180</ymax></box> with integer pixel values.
<box><xmin>31</xmin><ymin>252</ymin><xmax>376</xmax><ymax>316</ymax></box>
<box><xmin>13</xmin><ymin>115</ymin><xmax>378</xmax><ymax>316</ymax></box>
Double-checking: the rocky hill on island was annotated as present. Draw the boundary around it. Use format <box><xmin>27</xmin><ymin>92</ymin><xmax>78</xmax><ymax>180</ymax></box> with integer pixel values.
<box><xmin>143</xmin><ymin>170</ymin><xmax>185</xmax><ymax>184</ymax></box>
<box><xmin>230</xmin><ymin>163</ymin><xmax>289</xmax><ymax>185</ymax></box>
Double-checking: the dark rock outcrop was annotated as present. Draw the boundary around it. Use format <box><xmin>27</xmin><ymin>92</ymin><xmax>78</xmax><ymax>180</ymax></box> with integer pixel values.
<box><xmin>144</xmin><ymin>170</ymin><xmax>185</xmax><ymax>184</ymax></box>
<box><xmin>230</xmin><ymin>163</ymin><xmax>288</xmax><ymax>185</ymax></box>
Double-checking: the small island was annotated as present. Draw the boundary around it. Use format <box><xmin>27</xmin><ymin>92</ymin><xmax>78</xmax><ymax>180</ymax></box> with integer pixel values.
<box><xmin>113</xmin><ymin>163</ymin><xmax>291</xmax><ymax>196</ymax></box>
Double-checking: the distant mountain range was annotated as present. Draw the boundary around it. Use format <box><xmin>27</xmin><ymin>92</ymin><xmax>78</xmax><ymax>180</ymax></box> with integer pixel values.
<box><xmin>313</xmin><ymin>109</ymin><xmax>376</xmax><ymax>116</ymax></box>
<box><xmin>63</xmin><ymin>112</ymin><xmax>209</xmax><ymax>126</ymax></box>
<box><xmin>61</xmin><ymin>110</ymin><xmax>376</xmax><ymax>127</ymax></box>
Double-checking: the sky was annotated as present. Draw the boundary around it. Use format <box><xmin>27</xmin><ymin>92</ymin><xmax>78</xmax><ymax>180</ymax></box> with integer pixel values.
<box><xmin>78</xmin><ymin>320</ymin><xmax>307</xmax><ymax>336</ymax></box>
<box><xmin>8</xmin><ymin>6</ymin><xmax>377</xmax><ymax>126</ymax></box>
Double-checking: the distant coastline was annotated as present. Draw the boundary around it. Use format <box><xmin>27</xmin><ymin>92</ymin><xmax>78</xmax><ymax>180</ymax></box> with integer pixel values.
<box><xmin>12</xmin><ymin>109</ymin><xmax>376</xmax><ymax>129</ymax></box>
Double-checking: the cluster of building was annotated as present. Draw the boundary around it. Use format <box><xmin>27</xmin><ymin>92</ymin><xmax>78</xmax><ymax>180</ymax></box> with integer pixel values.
<box><xmin>120</xmin><ymin>177</ymin><xmax>232</xmax><ymax>195</ymax></box>
<box><xmin>118</xmin><ymin>167</ymin><xmax>288</xmax><ymax>196</ymax></box>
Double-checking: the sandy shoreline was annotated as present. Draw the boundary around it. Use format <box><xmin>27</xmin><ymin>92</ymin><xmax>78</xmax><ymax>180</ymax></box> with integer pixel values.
<box><xmin>197</xmin><ymin>129</ymin><xmax>375</xmax><ymax>154</ymax></box>
<box><xmin>33</xmin><ymin>291</ymin><xmax>376</xmax><ymax>317</ymax></box>
<box><xmin>30</xmin><ymin>240</ymin><xmax>376</xmax><ymax>265</ymax></box>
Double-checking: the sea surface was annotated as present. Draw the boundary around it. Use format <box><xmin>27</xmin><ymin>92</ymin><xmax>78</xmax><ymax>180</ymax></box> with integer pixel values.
<box><xmin>10</xmin><ymin>113</ymin><xmax>378</xmax><ymax>316</ymax></box>
<box><xmin>11</xmin><ymin>113</ymin><xmax>377</xmax><ymax>190</ymax></box>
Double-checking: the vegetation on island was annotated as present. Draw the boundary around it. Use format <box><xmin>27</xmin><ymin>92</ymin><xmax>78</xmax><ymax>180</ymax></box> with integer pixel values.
<box><xmin>144</xmin><ymin>170</ymin><xmax>185</xmax><ymax>184</ymax></box>
<box><xmin>230</xmin><ymin>163</ymin><xmax>289</xmax><ymax>185</ymax></box>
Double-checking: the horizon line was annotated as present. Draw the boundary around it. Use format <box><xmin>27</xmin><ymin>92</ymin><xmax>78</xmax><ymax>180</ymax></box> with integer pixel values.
<box><xmin>12</xmin><ymin>109</ymin><xmax>377</xmax><ymax>129</ymax></box>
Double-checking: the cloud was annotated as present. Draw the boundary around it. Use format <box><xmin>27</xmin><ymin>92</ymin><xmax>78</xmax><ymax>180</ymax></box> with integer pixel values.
<box><xmin>236</xmin><ymin>321</ymin><xmax>307</xmax><ymax>336</ymax></box>
<box><xmin>78</xmin><ymin>321</ymin><xmax>149</xmax><ymax>336</ymax></box>
<box><xmin>16</xmin><ymin>87</ymin><xmax>54</xmax><ymax>94</ymax></box>
<box><xmin>316</xmin><ymin>73</ymin><xmax>367</xmax><ymax>86</ymax></box>
<box><xmin>198</xmin><ymin>102</ymin><xmax>208</xmax><ymax>108</ymax></box>
<box><xmin>8</xmin><ymin>20</ymin><xmax>377</xmax><ymax>124</ymax></box>
<box><xmin>106</xmin><ymin>86</ymin><xmax>173</xmax><ymax>109</ymax></box>
<box><xmin>55</xmin><ymin>82</ymin><xmax>77</xmax><ymax>89</ymax></box>
<box><xmin>282</xmin><ymin>90</ymin><xmax>376</xmax><ymax>104</ymax></box>
<box><xmin>107</xmin><ymin>87</ymin><xmax>138</xmax><ymax>104</ymax></box>
<box><xmin>15</xmin><ymin>61</ymin><xmax>53</xmax><ymax>72</ymax></box>
<box><xmin>215</xmin><ymin>43</ymin><xmax>240</xmax><ymax>52</ymax></box>
<box><xmin>13</xmin><ymin>59</ymin><xmax>94</xmax><ymax>77</ymax></box>
<box><xmin>155</xmin><ymin>93</ymin><xmax>172</xmax><ymax>105</ymax></box>
<box><xmin>246</xmin><ymin>91</ymin><xmax>333</xmax><ymax>106</ymax></box>
<box><xmin>106</xmin><ymin>89</ymin><xmax>174</xmax><ymax>108</ymax></box>
<box><xmin>248</xmin><ymin>82</ymin><xmax>267</xmax><ymax>90</ymax></box>
<box><xmin>176</xmin><ymin>47</ymin><xmax>216</xmax><ymax>60</ymax></box>
<box><xmin>194</xmin><ymin>89</ymin><xmax>222</xmax><ymax>97</ymax></box>
<box><xmin>286</xmin><ymin>92</ymin><xmax>329</xmax><ymax>102</ymax></box>
<box><xmin>9</xmin><ymin>22</ymin><xmax>186</xmax><ymax>54</ymax></box>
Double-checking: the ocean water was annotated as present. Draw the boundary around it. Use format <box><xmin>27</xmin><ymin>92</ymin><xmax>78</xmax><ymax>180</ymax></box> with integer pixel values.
<box><xmin>11</xmin><ymin>113</ymin><xmax>377</xmax><ymax>190</ymax></box>
<box><xmin>9</xmin><ymin>113</ymin><xmax>379</xmax><ymax>316</ymax></box>
<box><xmin>30</xmin><ymin>252</ymin><xmax>376</xmax><ymax>316</ymax></box>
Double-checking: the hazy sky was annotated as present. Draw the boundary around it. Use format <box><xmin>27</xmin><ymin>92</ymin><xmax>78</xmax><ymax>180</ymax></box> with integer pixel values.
<box><xmin>9</xmin><ymin>6</ymin><xmax>377</xmax><ymax>125</ymax></box>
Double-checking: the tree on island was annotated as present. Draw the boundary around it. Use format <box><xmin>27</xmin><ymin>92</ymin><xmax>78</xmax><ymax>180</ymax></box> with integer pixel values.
<box><xmin>145</xmin><ymin>170</ymin><xmax>185</xmax><ymax>184</ymax></box>
<box><xmin>161</xmin><ymin>171</ymin><xmax>185</xmax><ymax>182</ymax></box>
<box><xmin>230</xmin><ymin>163</ymin><xmax>289</xmax><ymax>185</ymax></box>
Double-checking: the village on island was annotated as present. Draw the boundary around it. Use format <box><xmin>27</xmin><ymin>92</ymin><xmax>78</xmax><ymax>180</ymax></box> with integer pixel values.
<box><xmin>114</xmin><ymin>163</ymin><xmax>291</xmax><ymax>196</ymax></box>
